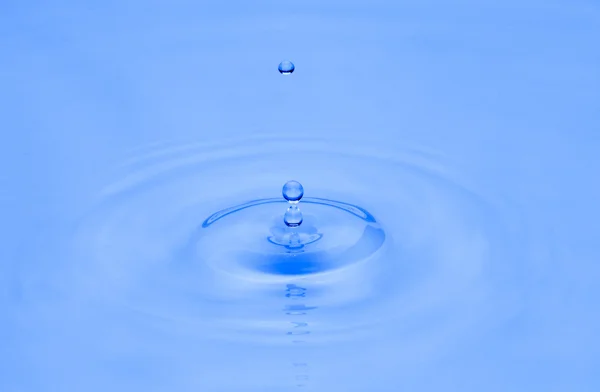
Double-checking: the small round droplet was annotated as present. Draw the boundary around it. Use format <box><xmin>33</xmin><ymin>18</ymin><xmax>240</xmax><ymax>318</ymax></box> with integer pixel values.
<box><xmin>278</xmin><ymin>60</ymin><xmax>295</xmax><ymax>75</ymax></box>
<box><xmin>282</xmin><ymin>180</ymin><xmax>304</xmax><ymax>202</ymax></box>
<box><xmin>284</xmin><ymin>205</ymin><xmax>303</xmax><ymax>227</ymax></box>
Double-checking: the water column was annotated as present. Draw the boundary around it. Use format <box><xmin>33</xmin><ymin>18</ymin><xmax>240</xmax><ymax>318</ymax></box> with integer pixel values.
<box><xmin>282</xmin><ymin>180</ymin><xmax>304</xmax><ymax>249</ymax></box>
<box><xmin>282</xmin><ymin>181</ymin><xmax>312</xmax><ymax>386</ymax></box>
<box><xmin>279</xmin><ymin>64</ymin><xmax>310</xmax><ymax>386</ymax></box>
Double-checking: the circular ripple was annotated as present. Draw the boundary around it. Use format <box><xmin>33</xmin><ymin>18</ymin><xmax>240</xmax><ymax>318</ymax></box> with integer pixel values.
<box><xmin>69</xmin><ymin>135</ymin><xmax>521</xmax><ymax>347</ymax></box>
<box><xmin>196</xmin><ymin>197</ymin><xmax>385</xmax><ymax>279</ymax></box>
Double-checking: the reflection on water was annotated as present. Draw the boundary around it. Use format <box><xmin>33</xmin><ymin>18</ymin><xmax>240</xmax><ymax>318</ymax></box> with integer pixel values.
<box><xmin>285</xmin><ymin>283</ymin><xmax>312</xmax><ymax>388</ymax></box>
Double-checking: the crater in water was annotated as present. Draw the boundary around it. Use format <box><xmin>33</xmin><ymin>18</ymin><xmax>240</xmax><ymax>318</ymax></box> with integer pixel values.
<box><xmin>198</xmin><ymin>195</ymin><xmax>386</xmax><ymax>277</ymax></box>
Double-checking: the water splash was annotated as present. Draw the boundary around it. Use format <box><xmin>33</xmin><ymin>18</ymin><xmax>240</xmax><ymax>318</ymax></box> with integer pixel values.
<box><xmin>69</xmin><ymin>136</ymin><xmax>521</xmax><ymax>352</ymax></box>
<box><xmin>198</xmin><ymin>181</ymin><xmax>386</xmax><ymax>277</ymax></box>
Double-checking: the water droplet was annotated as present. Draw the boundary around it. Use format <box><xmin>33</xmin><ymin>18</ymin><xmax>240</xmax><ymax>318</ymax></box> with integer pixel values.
<box><xmin>282</xmin><ymin>180</ymin><xmax>304</xmax><ymax>202</ymax></box>
<box><xmin>278</xmin><ymin>60</ymin><xmax>295</xmax><ymax>75</ymax></box>
<box><xmin>284</xmin><ymin>205</ymin><xmax>303</xmax><ymax>227</ymax></box>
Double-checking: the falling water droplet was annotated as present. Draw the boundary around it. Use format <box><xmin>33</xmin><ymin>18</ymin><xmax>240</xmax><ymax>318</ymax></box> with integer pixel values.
<box><xmin>278</xmin><ymin>60</ymin><xmax>295</xmax><ymax>75</ymax></box>
<box><xmin>282</xmin><ymin>180</ymin><xmax>304</xmax><ymax>202</ymax></box>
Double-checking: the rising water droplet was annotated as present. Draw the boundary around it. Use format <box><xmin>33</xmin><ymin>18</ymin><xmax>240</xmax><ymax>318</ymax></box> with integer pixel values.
<box><xmin>278</xmin><ymin>60</ymin><xmax>295</xmax><ymax>75</ymax></box>
<box><xmin>282</xmin><ymin>180</ymin><xmax>303</xmax><ymax>202</ymax></box>
<box><xmin>284</xmin><ymin>205</ymin><xmax>303</xmax><ymax>227</ymax></box>
<box><xmin>283</xmin><ymin>180</ymin><xmax>304</xmax><ymax>227</ymax></box>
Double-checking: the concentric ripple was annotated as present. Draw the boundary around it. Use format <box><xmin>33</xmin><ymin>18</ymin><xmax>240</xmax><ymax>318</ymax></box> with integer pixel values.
<box><xmin>197</xmin><ymin>196</ymin><xmax>385</xmax><ymax>278</ymax></box>
<box><xmin>69</xmin><ymin>135</ymin><xmax>522</xmax><ymax>347</ymax></box>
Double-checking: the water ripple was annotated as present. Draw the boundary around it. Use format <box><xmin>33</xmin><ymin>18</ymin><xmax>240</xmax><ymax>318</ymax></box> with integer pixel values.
<box><xmin>69</xmin><ymin>135</ymin><xmax>523</xmax><ymax>348</ymax></box>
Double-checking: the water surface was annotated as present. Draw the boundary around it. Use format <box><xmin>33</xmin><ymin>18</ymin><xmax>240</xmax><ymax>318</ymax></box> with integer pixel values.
<box><xmin>2</xmin><ymin>1</ymin><xmax>599</xmax><ymax>391</ymax></box>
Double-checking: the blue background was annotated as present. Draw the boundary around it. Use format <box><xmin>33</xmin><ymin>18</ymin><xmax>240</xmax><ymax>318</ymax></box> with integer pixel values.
<box><xmin>1</xmin><ymin>0</ymin><xmax>599</xmax><ymax>391</ymax></box>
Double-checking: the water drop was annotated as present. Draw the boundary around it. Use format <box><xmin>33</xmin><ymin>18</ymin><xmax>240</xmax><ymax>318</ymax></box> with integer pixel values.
<box><xmin>278</xmin><ymin>60</ymin><xmax>295</xmax><ymax>75</ymax></box>
<box><xmin>283</xmin><ymin>180</ymin><xmax>304</xmax><ymax>227</ymax></box>
<box><xmin>282</xmin><ymin>180</ymin><xmax>304</xmax><ymax>202</ymax></box>
<box><xmin>284</xmin><ymin>205</ymin><xmax>303</xmax><ymax>227</ymax></box>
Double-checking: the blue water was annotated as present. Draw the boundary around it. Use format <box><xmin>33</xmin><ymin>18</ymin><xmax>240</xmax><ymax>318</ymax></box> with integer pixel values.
<box><xmin>2</xmin><ymin>1</ymin><xmax>600</xmax><ymax>391</ymax></box>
